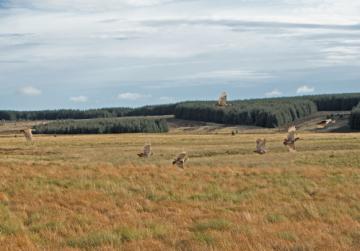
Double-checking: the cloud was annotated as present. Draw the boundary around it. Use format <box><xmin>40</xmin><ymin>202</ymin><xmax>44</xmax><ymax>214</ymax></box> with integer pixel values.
<box><xmin>2</xmin><ymin>0</ymin><xmax>181</xmax><ymax>10</ymax></box>
<box><xmin>18</xmin><ymin>86</ymin><xmax>42</xmax><ymax>96</ymax></box>
<box><xmin>124</xmin><ymin>0</ymin><xmax>178</xmax><ymax>7</ymax></box>
<box><xmin>117</xmin><ymin>92</ymin><xmax>151</xmax><ymax>100</ymax></box>
<box><xmin>186</xmin><ymin>70</ymin><xmax>272</xmax><ymax>80</ymax></box>
<box><xmin>2</xmin><ymin>0</ymin><xmax>360</xmax><ymax>110</ymax></box>
<box><xmin>265</xmin><ymin>89</ymin><xmax>282</xmax><ymax>97</ymax></box>
<box><xmin>297</xmin><ymin>85</ymin><xmax>315</xmax><ymax>94</ymax></box>
<box><xmin>143</xmin><ymin>18</ymin><xmax>360</xmax><ymax>32</ymax></box>
<box><xmin>70</xmin><ymin>95</ymin><xmax>88</xmax><ymax>103</ymax></box>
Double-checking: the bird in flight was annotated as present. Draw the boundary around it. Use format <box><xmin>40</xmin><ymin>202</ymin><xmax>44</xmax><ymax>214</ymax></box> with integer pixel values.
<box><xmin>172</xmin><ymin>151</ymin><xmax>188</xmax><ymax>169</ymax></box>
<box><xmin>20</xmin><ymin>128</ymin><xmax>33</xmax><ymax>143</ymax></box>
<box><xmin>217</xmin><ymin>92</ymin><xmax>229</xmax><ymax>107</ymax></box>
<box><xmin>138</xmin><ymin>143</ymin><xmax>153</xmax><ymax>158</ymax></box>
<box><xmin>317</xmin><ymin>119</ymin><xmax>336</xmax><ymax>129</ymax></box>
<box><xmin>255</xmin><ymin>138</ymin><xmax>267</xmax><ymax>154</ymax></box>
<box><xmin>283</xmin><ymin>126</ymin><xmax>300</xmax><ymax>152</ymax></box>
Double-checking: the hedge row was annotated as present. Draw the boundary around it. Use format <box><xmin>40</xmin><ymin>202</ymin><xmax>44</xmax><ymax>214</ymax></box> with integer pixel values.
<box><xmin>33</xmin><ymin>117</ymin><xmax>169</xmax><ymax>134</ymax></box>
<box><xmin>0</xmin><ymin>108</ymin><xmax>132</xmax><ymax>121</ymax></box>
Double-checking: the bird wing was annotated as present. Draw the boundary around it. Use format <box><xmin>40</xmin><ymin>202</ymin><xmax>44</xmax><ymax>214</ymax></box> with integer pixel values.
<box><xmin>218</xmin><ymin>97</ymin><xmax>225</xmax><ymax>106</ymax></box>
<box><xmin>260</xmin><ymin>139</ymin><xmax>267</xmax><ymax>152</ymax></box>
<box><xmin>287</xmin><ymin>126</ymin><xmax>296</xmax><ymax>141</ymax></box>
<box><xmin>256</xmin><ymin>139</ymin><xmax>265</xmax><ymax>152</ymax></box>
<box><xmin>218</xmin><ymin>92</ymin><xmax>228</xmax><ymax>106</ymax></box>
<box><xmin>23</xmin><ymin>129</ymin><xmax>33</xmax><ymax>141</ymax></box>
<box><xmin>256</xmin><ymin>139</ymin><xmax>261</xmax><ymax>151</ymax></box>
<box><xmin>260</xmin><ymin>139</ymin><xmax>266</xmax><ymax>147</ymax></box>
<box><xmin>288</xmin><ymin>126</ymin><xmax>296</xmax><ymax>133</ymax></box>
<box><xmin>261</xmin><ymin>139</ymin><xmax>267</xmax><ymax>151</ymax></box>
<box><xmin>176</xmin><ymin>152</ymin><xmax>187</xmax><ymax>161</ymax></box>
<box><xmin>143</xmin><ymin>144</ymin><xmax>151</xmax><ymax>155</ymax></box>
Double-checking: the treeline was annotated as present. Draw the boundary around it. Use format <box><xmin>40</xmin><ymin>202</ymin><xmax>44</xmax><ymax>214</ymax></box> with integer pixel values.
<box><xmin>0</xmin><ymin>108</ymin><xmax>132</xmax><ymax>121</ymax></box>
<box><xmin>2</xmin><ymin>92</ymin><xmax>360</xmax><ymax>129</ymax></box>
<box><xmin>350</xmin><ymin>103</ymin><xmax>360</xmax><ymax>130</ymax></box>
<box><xmin>0</xmin><ymin>104</ymin><xmax>177</xmax><ymax>121</ymax></box>
<box><xmin>172</xmin><ymin>93</ymin><xmax>360</xmax><ymax>128</ymax></box>
<box><xmin>306</xmin><ymin>93</ymin><xmax>360</xmax><ymax>111</ymax></box>
<box><xmin>174</xmin><ymin>99</ymin><xmax>317</xmax><ymax>128</ymax></box>
<box><xmin>33</xmin><ymin>117</ymin><xmax>169</xmax><ymax>134</ymax></box>
<box><xmin>126</xmin><ymin>104</ymin><xmax>177</xmax><ymax>116</ymax></box>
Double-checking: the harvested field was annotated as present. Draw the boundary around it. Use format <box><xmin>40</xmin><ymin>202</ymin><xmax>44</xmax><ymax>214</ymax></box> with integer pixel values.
<box><xmin>0</xmin><ymin>133</ymin><xmax>359</xmax><ymax>250</ymax></box>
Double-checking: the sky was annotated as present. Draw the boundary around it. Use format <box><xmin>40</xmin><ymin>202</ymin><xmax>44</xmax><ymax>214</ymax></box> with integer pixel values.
<box><xmin>0</xmin><ymin>0</ymin><xmax>360</xmax><ymax>110</ymax></box>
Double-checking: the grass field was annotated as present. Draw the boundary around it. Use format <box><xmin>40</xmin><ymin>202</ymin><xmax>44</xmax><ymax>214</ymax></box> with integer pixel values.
<box><xmin>0</xmin><ymin>132</ymin><xmax>360</xmax><ymax>250</ymax></box>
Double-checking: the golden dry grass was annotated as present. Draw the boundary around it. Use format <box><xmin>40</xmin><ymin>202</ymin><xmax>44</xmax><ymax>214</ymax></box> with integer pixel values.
<box><xmin>0</xmin><ymin>132</ymin><xmax>360</xmax><ymax>250</ymax></box>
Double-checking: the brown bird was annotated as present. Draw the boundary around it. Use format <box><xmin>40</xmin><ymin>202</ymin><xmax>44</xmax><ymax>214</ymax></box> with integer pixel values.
<box><xmin>283</xmin><ymin>126</ymin><xmax>300</xmax><ymax>152</ymax></box>
<box><xmin>217</xmin><ymin>92</ymin><xmax>228</xmax><ymax>107</ymax></box>
<box><xmin>172</xmin><ymin>151</ymin><xmax>188</xmax><ymax>169</ymax></box>
<box><xmin>137</xmin><ymin>144</ymin><xmax>152</xmax><ymax>158</ymax></box>
<box><xmin>255</xmin><ymin>138</ymin><xmax>267</xmax><ymax>154</ymax></box>
<box><xmin>317</xmin><ymin>119</ymin><xmax>336</xmax><ymax>129</ymax></box>
<box><xmin>20</xmin><ymin>128</ymin><xmax>33</xmax><ymax>143</ymax></box>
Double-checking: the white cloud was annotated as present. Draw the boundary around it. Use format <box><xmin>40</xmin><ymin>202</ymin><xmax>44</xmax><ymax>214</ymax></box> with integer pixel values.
<box><xmin>124</xmin><ymin>0</ymin><xmax>176</xmax><ymax>7</ymax></box>
<box><xmin>18</xmin><ymin>86</ymin><xmax>42</xmax><ymax>96</ymax></box>
<box><xmin>70</xmin><ymin>96</ymin><xmax>88</xmax><ymax>103</ymax></box>
<box><xmin>2</xmin><ymin>0</ymin><xmax>360</xmax><ymax>110</ymax></box>
<box><xmin>297</xmin><ymin>85</ymin><xmax>315</xmax><ymax>94</ymax></box>
<box><xmin>5</xmin><ymin>0</ymin><xmax>179</xmax><ymax>10</ymax></box>
<box><xmin>187</xmin><ymin>70</ymin><xmax>272</xmax><ymax>80</ymax></box>
<box><xmin>265</xmin><ymin>89</ymin><xmax>282</xmax><ymax>97</ymax></box>
<box><xmin>117</xmin><ymin>92</ymin><xmax>151</xmax><ymax>100</ymax></box>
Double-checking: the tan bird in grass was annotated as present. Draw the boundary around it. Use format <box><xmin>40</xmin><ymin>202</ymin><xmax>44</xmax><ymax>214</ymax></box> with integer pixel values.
<box><xmin>283</xmin><ymin>126</ymin><xmax>300</xmax><ymax>152</ymax></box>
<box><xmin>172</xmin><ymin>151</ymin><xmax>188</xmax><ymax>169</ymax></box>
<box><xmin>217</xmin><ymin>92</ymin><xmax>228</xmax><ymax>107</ymax></box>
<box><xmin>137</xmin><ymin>143</ymin><xmax>153</xmax><ymax>158</ymax></box>
<box><xmin>20</xmin><ymin>128</ymin><xmax>33</xmax><ymax>143</ymax></box>
<box><xmin>255</xmin><ymin>138</ymin><xmax>267</xmax><ymax>154</ymax></box>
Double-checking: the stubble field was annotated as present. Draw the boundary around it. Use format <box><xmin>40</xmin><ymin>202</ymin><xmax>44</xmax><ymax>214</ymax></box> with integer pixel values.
<box><xmin>0</xmin><ymin>132</ymin><xmax>360</xmax><ymax>250</ymax></box>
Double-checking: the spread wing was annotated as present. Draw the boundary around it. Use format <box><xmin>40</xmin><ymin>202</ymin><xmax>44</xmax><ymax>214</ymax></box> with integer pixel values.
<box><xmin>22</xmin><ymin>129</ymin><xmax>33</xmax><ymax>142</ymax></box>
<box><xmin>173</xmin><ymin>152</ymin><xmax>188</xmax><ymax>168</ymax></box>
<box><xmin>176</xmin><ymin>152</ymin><xmax>187</xmax><ymax>161</ymax></box>
<box><xmin>287</xmin><ymin>126</ymin><xmax>296</xmax><ymax>141</ymax></box>
<box><xmin>256</xmin><ymin>139</ymin><xmax>266</xmax><ymax>152</ymax></box>
<box><xmin>260</xmin><ymin>139</ymin><xmax>266</xmax><ymax>147</ymax></box>
<box><xmin>143</xmin><ymin>144</ymin><xmax>151</xmax><ymax>155</ymax></box>
<box><xmin>174</xmin><ymin>152</ymin><xmax>187</xmax><ymax>163</ymax></box>
<box><xmin>218</xmin><ymin>92</ymin><xmax>228</xmax><ymax>106</ymax></box>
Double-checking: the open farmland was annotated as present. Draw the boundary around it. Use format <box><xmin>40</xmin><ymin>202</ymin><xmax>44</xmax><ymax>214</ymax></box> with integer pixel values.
<box><xmin>0</xmin><ymin>132</ymin><xmax>360</xmax><ymax>250</ymax></box>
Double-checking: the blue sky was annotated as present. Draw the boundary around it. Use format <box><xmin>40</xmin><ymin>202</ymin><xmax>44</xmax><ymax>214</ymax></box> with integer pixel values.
<box><xmin>0</xmin><ymin>0</ymin><xmax>359</xmax><ymax>110</ymax></box>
